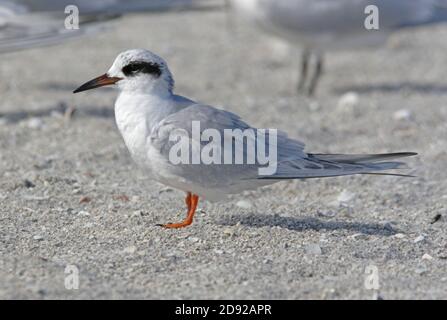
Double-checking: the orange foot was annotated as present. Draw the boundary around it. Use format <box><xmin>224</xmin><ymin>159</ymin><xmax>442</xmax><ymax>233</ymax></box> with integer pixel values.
<box><xmin>158</xmin><ymin>192</ymin><xmax>199</xmax><ymax>229</ymax></box>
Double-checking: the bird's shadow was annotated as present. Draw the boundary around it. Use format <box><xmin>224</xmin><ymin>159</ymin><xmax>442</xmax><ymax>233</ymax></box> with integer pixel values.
<box><xmin>218</xmin><ymin>213</ymin><xmax>397</xmax><ymax>236</ymax></box>
<box><xmin>333</xmin><ymin>81</ymin><xmax>447</xmax><ymax>95</ymax></box>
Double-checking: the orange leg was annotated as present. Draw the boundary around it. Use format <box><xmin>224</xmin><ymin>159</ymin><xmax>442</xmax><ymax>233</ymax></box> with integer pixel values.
<box><xmin>185</xmin><ymin>192</ymin><xmax>192</xmax><ymax>211</ymax></box>
<box><xmin>159</xmin><ymin>193</ymin><xmax>199</xmax><ymax>229</ymax></box>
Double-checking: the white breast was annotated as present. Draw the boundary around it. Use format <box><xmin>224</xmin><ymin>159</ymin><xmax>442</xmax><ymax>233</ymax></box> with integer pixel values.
<box><xmin>114</xmin><ymin>93</ymin><xmax>165</xmax><ymax>172</ymax></box>
<box><xmin>114</xmin><ymin>92</ymin><xmax>192</xmax><ymax>177</ymax></box>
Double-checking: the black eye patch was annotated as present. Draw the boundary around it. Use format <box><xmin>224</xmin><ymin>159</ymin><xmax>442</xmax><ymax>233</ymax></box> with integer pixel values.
<box><xmin>122</xmin><ymin>62</ymin><xmax>162</xmax><ymax>77</ymax></box>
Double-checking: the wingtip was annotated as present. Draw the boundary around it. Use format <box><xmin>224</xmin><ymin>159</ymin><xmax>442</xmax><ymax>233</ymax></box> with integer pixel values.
<box><xmin>402</xmin><ymin>152</ymin><xmax>418</xmax><ymax>157</ymax></box>
<box><xmin>383</xmin><ymin>152</ymin><xmax>418</xmax><ymax>158</ymax></box>
<box><xmin>363</xmin><ymin>172</ymin><xmax>417</xmax><ymax>178</ymax></box>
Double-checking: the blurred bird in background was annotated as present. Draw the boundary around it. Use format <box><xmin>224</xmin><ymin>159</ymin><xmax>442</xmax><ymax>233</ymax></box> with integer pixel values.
<box><xmin>0</xmin><ymin>0</ymin><xmax>221</xmax><ymax>53</ymax></box>
<box><xmin>228</xmin><ymin>0</ymin><xmax>447</xmax><ymax>96</ymax></box>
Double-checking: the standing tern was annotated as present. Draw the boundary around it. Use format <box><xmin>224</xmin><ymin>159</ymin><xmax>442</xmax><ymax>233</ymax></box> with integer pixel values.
<box><xmin>73</xmin><ymin>49</ymin><xmax>416</xmax><ymax>228</ymax></box>
<box><xmin>228</xmin><ymin>0</ymin><xmax>447</xmax><ymax>95</ymax></box>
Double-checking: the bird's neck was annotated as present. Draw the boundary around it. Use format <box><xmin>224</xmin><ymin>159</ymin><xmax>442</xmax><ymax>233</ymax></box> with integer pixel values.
<box><xmin>114</xmin><ymin>91</ymin><xmax>181</xmax><ymax>167</ymax></box>
<box><xmin>115</xmin><ymin>91</ymin><xmax>178</xmax><ymax>132</ymax></box>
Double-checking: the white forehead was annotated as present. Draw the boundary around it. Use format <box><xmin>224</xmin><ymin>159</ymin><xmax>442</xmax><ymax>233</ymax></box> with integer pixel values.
<box><xmin>111</xmin><ymin>49</ymin><xmax>167</xmax><ymax>69</ymax></box>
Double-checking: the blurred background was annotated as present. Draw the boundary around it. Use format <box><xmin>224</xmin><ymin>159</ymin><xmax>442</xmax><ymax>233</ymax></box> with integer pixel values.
<box><xmin>1</xmin><ymin>0</ymin><xmax>446</xmax><ymax>299</ymax></box>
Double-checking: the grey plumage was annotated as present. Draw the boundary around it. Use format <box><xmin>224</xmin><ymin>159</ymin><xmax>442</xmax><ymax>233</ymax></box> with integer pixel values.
<box><xmin>150</xmin><ymin>104</ymin><xmax>417</xmax><ymax>187</ymax></box>
<box><xmin>261</xmin><ymin>152</ymin><xmax>417</xmax><ymax>180</ymax></box>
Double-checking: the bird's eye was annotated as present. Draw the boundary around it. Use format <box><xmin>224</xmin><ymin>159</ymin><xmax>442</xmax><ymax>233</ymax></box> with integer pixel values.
<box><xmin>122</xmin><ymin>62</ymin><xmax>162</xmax><ymax>77</ymax></box>
<box><xmin>123</xmin><ymin>64</ymin><xmax>141</xmax><ymax>74</ymax></box>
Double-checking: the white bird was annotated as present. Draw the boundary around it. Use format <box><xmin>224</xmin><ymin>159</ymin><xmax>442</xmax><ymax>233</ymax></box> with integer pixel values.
<box><xmin>73</xmin><ymin>49</ymin><xmax>416</xmax><ymax>228</ymax></box>
<box><xmin>228</xmin><ymin>0</ymin><xmax>447</xmax><ymax>95</ymax></box>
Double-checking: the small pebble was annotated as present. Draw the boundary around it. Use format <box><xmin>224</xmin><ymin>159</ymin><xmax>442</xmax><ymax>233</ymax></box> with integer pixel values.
<box><xmin>413</xmin><ymin>235</ymin><xmax>426</xmax><ymax>243</ymax></box>
<box><xmin>78</xmin><ymin>210</ymin><xmax>90</xmax><ymax>216</ymax></box>
<box><xmin>393</xmin><ymin>233</ymin><xmax>406</xmax><ymax>239</ymax></box>
<box><xmin>236</xmin><ymin>200</ymin><xmax>253</xmax><ymax>209</ymax></box>
<box><xmin>337</xmin><ymin>92</ymin><xmax>359</xmax><ymax>113</ymax></box>
<box><xmin>24</xmin><ymin>179</ymin><xmax>35</xmax><ymax>188</ymax></box>
<box><xmin>337</xmin><ymin>189</ymin><xmax>356</xmax><ymax>204</ymax></box>
<box><xmin>123</xmin><ymin>246</ymin><xmax>137</xmax><ymax>254</ymax></box>
<box><xmin>223</xmin><ymin>227</ymin><xmax>235</xmax><ymax>237</ymax></box>
<box><xmin>349</xmin><ymin>233</ymin><xmax>369</xmax><ymax>240</ymax></box>
<box><xmin>26</xmin><ymin>117</ymin><xmax>44</xmax><ymax>129</ymax></box>
<box><xmin>415</xmin><ymin>266</ymin><xmax>428</xmax><ymax>275</ymax></box>
<box><xmin>383</xmin><ymin>222</ymin><xmax>396</xmax><ymax>232</ymax></box>
<box><xmin>132</xmin><ymin>210</ymin><xmax>142</xmax><ymax>217</ymax></box>
<box><xmin>430</xmin><ymin>214</ymin><xmax>442</xmax><ymax>224</ymax></box>
<box><xmin>33</xmin><ymin>235</ymin><xmax>44</xmax><ymax>241</ymax></box>
<box><xmin>393</xmin><ymin>109</ymin><xmax>413</xmax><ymax>121</ymax></box>
<box><xmin>114</xmin><ymin>194</ymin><xmax>130</xmax><ymax>202</ymax></box>
<box><xmin>317</xmin><ymin>210</ymin><xmax>337</xmax><ymax>218</ymax></box>
<box><xmin>188</xmin><ymin>237</ymin><xmax>200</xmax><ymax>243</ymax></box>
<box><xmin>133</xmin><ymin>210</ymin><xmax>149</xmax><ymax>217</ymax></box>
<box><xmin>329</xmin><ymin>189</ymin><xmax>356</xmax><ymax>207</ymax></box>
<box><xmin>79</xmin><ymin>196</ymin><xmax>91</xmax><ymax>204</ymax></box>
<box><xmin>305</xmin><ymin>243</ymin><xmax>322</xmax><ymax>255</ymax></box>
<box><xmin>421</xmin><ymin>254</ymin><xmax>433</xmax><ymax>261</ymax></box>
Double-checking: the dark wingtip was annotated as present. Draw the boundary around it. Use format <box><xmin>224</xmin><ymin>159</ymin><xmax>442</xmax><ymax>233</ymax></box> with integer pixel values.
<box><xmin>362</xmin><ymin>172</ymin><xmax>417</xmax><ymax>178</ymax></box>
<box><xmin>399</xmin><ymin>152</ymin><xmax>418</xmax><ymax>157</ymax></box>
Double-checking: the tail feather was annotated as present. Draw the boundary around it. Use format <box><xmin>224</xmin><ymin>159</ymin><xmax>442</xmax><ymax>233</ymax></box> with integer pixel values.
<box><xmin>258</xmin><ymin>152</ymin><xmax>417</xmax><ymax>180</ymax></box>
<box><xmin>361</xmin><ymin>172</ymin><xmax>416</xmax><ymax>178</ymax></box>
<box><xmin>309</xmin><ymin>152</ymin><xmax>417</xmax><ymax>164</ymax></box>
<box><xmin>365</xmin><ymin>161</ymin><xmax>408</xmax><ymax>171</ymax></box>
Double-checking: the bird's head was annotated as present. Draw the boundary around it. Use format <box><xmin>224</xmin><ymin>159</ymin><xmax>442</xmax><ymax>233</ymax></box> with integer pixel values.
<box><xmin>73</xmin><ymin>49</ymin><xmax>174</xmax><ymax>96</ymax></box>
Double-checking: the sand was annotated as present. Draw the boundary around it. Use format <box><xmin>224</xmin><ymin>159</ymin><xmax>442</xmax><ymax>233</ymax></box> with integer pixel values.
<box><xmin>0</xmin><ymin>9</ymin><xmax>446</xmax><ymax>299</ymax></box>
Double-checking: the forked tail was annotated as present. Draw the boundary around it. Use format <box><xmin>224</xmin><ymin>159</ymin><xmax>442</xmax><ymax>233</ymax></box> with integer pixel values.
<box><xmin>259</xmin><ymin>152</ymin><xmax>417</xmax><ymax>179</ymax></box>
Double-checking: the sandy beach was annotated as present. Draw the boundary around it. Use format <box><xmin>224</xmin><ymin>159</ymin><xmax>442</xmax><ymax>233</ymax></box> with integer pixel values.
<box><xmin>0</xmin><ymin>9</ymin><xmax>446</xmax><ymax>299</ymax></box>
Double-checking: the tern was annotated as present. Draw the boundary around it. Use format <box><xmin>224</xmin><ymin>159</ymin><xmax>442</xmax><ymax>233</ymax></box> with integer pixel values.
<box><xmin>73</xmin><ymin>49</ymin><xmax>416</xmax><ymax>228</ymax></box>
<box><xmin>228</xmin><ymin>0</ymin><xmax>447</xmax><ymax>95</ymax></box>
